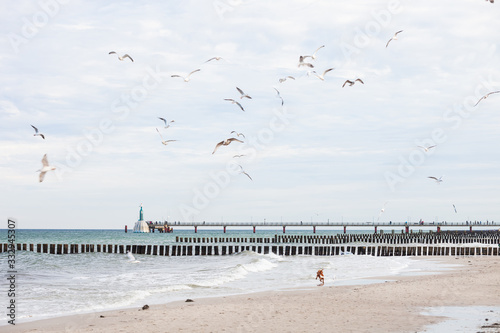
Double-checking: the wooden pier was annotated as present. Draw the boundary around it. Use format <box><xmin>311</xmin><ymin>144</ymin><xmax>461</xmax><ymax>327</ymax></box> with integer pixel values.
<box><xmin>167</xmin><ymin>221</ymin><xmax>499</xmax><ymax>233</ymax></box>
<box><xmin>2</xmin><ymin>231</ymin><xmax>499</xmax><ymax>257</ymax></box>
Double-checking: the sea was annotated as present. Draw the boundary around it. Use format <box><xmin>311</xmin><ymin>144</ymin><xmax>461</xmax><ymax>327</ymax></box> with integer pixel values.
<box><xmin>0</xmin><ymin>228</ymin><xmax>461</xmax><ymax>326</ymax></box>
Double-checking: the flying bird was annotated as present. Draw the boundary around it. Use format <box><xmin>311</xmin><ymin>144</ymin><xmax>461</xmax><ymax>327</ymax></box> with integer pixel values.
<box><xmin>31</xmin><ymin>125</ymin><xmax>45</xmax><ymax>139</ymax></box>
<box><xmin>236</xmin><ymin>87</ymin><xmax>252</xmax><ymax>99</ymax></box>
<box><xmin>474</xmin><ymin>91</ymin><xmax>500</xmax><ymax>106</ymax></box>
<box><xmin>38</xmin><ymin>154</ymin><xmax>56</xmax><ymax>182</ymax></box>
<box><xmin>212</xmin><ymin>138</ymin><xmax>244</xmax><ymax>154</ymax></box>
<box><xmin>342</xmin><ymin>78</ymin><xmax>364</xmax><ymax>87</ymax></box>
<box><xmin>158</xmin><ymin>117</ymin><xmax>174</xmax><ymax>129</ymax></box>
<box><xmin>109</xmin><ymin>51</ymin><xmax>134</xmax><ymax>62</ymax></box>
<box><xmin>417</xmin><ymin>145</ymin><xmax>436</xmax><ymax>152</ymax></box>
<box><xmin>453</xmin><ymin>204</ymin><xmax>457</xmax><ymax>213</ymax></box>
<box><xmin>386</xmin><ymin>30</ymin><xmax>403</xmax><ymax>48</ymax></box>
<box><xmin>156</xmin><ymin>128</ymin><xmax>177</xmax><ymax>145</ymax></box>
<box><xmin>298</xmin><ymin>56</ymin><xmax>314</xmax><ymax>68</ymax></box>
<box><xmin>233</xmin><ymin>154</ymin><xmax>246</xmax><ymax>158</ymax></box>
<box><xmin>274</xmin><ymin>88</ymin><xmax>284</xmax><ymax>106</ymax></box>
<box><xmin>308</xmin><ymin>68</ymin><xmax>335</xmax><ymax>81</ymax></box>
<box><xmin>204</xmin><ymin>56</ymin><xmax>223</xmax><ymax>63</ymax></box>
<box><xmin>279</xmin><ymin>76</ymin><xmax>295</xmax><ymax>83</ymax></box>
<box><xmin>230</xmin><ymin>131</ymin><xmax>245</xmax><ymax>138</ymax></box>
<box><xmin>171</xmin><ymin>69</ymin><xmax>201</xmax><ymax>82</ymax></box>
<box><xmin>377</xmin><ymin>201</ymin><xmax>388</xmax><ymax>221</ymax></box>
<box><xmin>238</xmin><ymin>164</ymin><xmax>252</xmax><ymax>181</ymax></box>
<box><xmin>302</xmin><ymin>45</ymin><xmax>325</xmax><ymax>61</ymax></box>
<box><xmin>428</xmin><ymin>176</ymin><xmax>443</xmax><ymax>184</ymax></box>
<box><xmin>224</xmin><ymin>99</ymin><xmax>245</xmax><ymax>111</ymax></box>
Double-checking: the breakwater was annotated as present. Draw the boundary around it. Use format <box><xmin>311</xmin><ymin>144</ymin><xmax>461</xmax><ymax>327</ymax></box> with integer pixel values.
<box><xmin>2</xmin><ymin>231</ymin><xmax>499</xmax><ymax>257</ymax></box>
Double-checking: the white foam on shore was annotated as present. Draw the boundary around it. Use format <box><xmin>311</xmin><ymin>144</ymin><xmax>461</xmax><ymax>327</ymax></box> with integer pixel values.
<box><xmin>419</xmin><ymin>306</ymin><xmax>500</xmax><ymax>333</ymax></box>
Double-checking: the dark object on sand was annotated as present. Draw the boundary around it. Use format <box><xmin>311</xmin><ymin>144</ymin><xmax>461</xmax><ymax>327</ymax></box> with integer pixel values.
<box><xmin>142</xmin><ymin>304</ymin><xmax>149</xmax><ymax>310</ymax></box>
<box><xmin>185</xmin><ymin>299</ymin><xmax>194</xmax><ymax>302</ymax></box>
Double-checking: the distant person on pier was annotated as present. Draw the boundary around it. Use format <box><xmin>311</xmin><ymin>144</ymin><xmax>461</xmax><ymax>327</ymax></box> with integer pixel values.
<box><xmin>316</xmin><ymin>269</ymin><xmax>324</xmax><ymax>286</ymax></box>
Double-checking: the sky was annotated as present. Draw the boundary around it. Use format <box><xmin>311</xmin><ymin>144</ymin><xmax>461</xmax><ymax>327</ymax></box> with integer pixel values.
<box><xmin>1</xmin><ymin>0</ymin><xmax>500</xmax><ymax>229</ymax></box>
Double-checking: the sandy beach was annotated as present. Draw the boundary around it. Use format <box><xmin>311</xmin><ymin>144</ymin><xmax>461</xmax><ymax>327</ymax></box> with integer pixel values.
<box><xmin>8</xmin><ymin>256</ymin><xmax>500</xmax><ymax>333</ymax></box>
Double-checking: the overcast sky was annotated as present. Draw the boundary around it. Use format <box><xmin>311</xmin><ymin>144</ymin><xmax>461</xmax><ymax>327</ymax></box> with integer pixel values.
<box><xmin>1</xmin><ymin>0</ymin><xmax>499</xmax><ymax>229</ymax></box>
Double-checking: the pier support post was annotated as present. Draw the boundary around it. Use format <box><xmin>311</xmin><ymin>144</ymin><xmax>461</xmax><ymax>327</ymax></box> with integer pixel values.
<box><xmin>343</xmin><ymin>226</ymin><xmax>346</xmax><ymax>234</ymax></box>
<box><xmin>470</xmin><ymin>226</ymin><xmax>472</xmax><ymax>232</ymax></box>
<box><xmin>223</xmin><ymin>226</ymin><xmax>226</xmax><ymax>233</ymax></box>
<box><xmin>283</xmin><ymin>226</ymin><xmax>286</xmax><ymax>234</ymax></box>
<box><xmin>125</xmin><ymin>225</ymin><xmax>127</xmax><ymax>233</ymax></box>
<box><xmin>195</xmin><ymin>226</ymin><xmax>197</xmax><ymax>233</ymax></box>
<box><xmin>313</xmin><ymin>226</ymin><xmax>316</xmax><ymax>234</ymax></box>
<box><xmin>253</xmin><ymin>226</ymin><xmax>256</xmax><ymax>233</ymax></box>
<box><xmin>374</xmin><ymin>226</ymin><xmax>377</xmax><ymax>234</ymax></box>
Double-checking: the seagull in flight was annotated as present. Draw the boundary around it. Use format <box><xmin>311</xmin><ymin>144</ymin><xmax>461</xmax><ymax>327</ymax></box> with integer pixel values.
<box><xmin>230</xmin><ymin>131</ymin><xmax>245</xmax><ymax>138</ymax></box>
<box><xmin>428</xmin><ymin>176</ymin><xmax>443</xmax><ymax>184</ymax></box>
<box><xmin>31</xmin><ymin>125</ymin><xmax>45</xmax><ymax>139</ymax></box>
<box><xmin>274</xmin><ymin>88</ymin><xmax>284</xmax><ymax>105</ymax></box>
<box><xmin>279</xmin><ymin>76</ymin><xmax>295</xmax><ymax>83</ymax></box>
<box><xmin>377</xmin><ymin>201</ymin><xmax>388</xmax><ymax>221</ymax></box>
<box><xmin>417</xmin><ymin>145</ymin><xmax>436</xmax><ymax>152</ymax></box>
<box><xmin>342</xmin><ymin>78</ymin><xmax>364</xmax><ymax>87</ymax></box>
<box><xmin>302</xmin><ymin>45</ymin><xmax>325</xmax><ymax>61</ymax></box>
<box><xmin>298</xmin><ymin>56</ymin><xmax>314</xmax><ymax>68</ymax></box>
<box><xmin>158</xmin><ymin>117</ymin><xmax>174</xmax><ymax>129</ymax></box>
<box><xmin>386</xmin><ymin>30</ymin><xmax>403</xmax><ymax>48</ymax></box>
<box><xmin>156</xmin><ymin>128</ymin><xmax>177</xmax><ymax>145</ymax></box>
<box><xmin>233</xmin><ymin>154</ymin><xmax>246</xmax><ymax>158</ymax></box>
<box><xmin>109</xmin><ymin>51</ymin><xmax>134</xmax><ymax>62</ymax></box>
<box><xmin>238</xmin><ymin>164</ymin><xmax>253</xmax><ymax>181</ymax></box>
<box><xmin>308</xmin><ymin>68</ymin><xmax>335</xmax><ymax>81</ymax></box>
<box><xmin>474</xmin><ymin>91</ymin><xmax>500</xmax><ymax>106</ymax></box>
<box><xmin>236</xmin><ymin>87</ymin><xmax>252</xmax><ymax>99</ymax></box>
<box><xmin>204</xmin><ymin>56</ymin><xmax>223</xmax><ymax>63</ymax></box>
<box><xmin>212</xmin><ymin>138</ymin><xmax>244</xmax><ymax>154</ymax></box>
<box><xmin>38</xmin><ymin>154</ymin><xmax>56</xmax><ymax>182</ymax></box>
<box><xmin>171</xmin><ymin>69</ymin><xmax>201</xmax><ymax>82</ymax></box>
<box><xmin>224</xmin><ymin>99</ymin><xmax>245</xmax><ymax>111</ymax></box>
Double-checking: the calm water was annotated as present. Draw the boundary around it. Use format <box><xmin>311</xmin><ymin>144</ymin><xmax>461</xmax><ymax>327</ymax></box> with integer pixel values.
<box><xmin>0</xmin><ymin>229</ymin><xmax>458</xmax><ymax>325</ymax></box>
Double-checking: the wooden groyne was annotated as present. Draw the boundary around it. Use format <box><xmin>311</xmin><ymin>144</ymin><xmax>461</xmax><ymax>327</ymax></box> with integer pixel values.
<box><xmin>1</xmin><ymin>242</ymin><xmax>499</xmax><ymax>257</ymax></box>
<box><xmin>175</xmin><ymin>230</ymin><xmax>500</xmax><ymax>245</ymax></box>
<box><xmin>2</xmin><ymin>231</ymin><xmax>499</xmax><ymax>257</ymax></box>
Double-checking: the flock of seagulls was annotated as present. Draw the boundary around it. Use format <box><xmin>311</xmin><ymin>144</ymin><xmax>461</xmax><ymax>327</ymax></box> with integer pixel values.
<box><xmin>31</xmin><ymin>21</ymin><xmax>498</xmax><ymax>192</ymax></box>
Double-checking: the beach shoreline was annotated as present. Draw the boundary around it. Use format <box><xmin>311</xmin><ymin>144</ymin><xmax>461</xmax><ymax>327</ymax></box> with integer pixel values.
<box><xmin>6</xmin><ymin>256</ymin><xmax>500</xmax><ymax>332</ymax></box>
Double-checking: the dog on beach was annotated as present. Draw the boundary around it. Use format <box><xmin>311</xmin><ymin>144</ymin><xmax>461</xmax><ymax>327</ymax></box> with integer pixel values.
<box><xmin>316</xmin><ymin>269</ymin><xmax>324</xmax><ymax>286</ymax></box>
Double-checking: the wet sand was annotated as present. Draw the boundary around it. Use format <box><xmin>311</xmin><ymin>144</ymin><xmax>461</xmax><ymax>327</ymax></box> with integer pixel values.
<box><xmin>8</xmin><ymin>256</ymin><xmax>500</xmax><ymax>333</ymax></box>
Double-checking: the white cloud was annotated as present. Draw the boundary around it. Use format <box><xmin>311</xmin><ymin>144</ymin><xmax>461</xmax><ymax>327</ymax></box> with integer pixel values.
<box><xmin>1</xmin><ymin>0</ymin><xmax>499</xmax><ymax>228</ymax></box>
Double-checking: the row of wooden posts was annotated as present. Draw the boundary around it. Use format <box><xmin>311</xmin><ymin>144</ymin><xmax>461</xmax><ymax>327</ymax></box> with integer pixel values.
<box><xmin>176</xmin><ymin>230</ymin><xmax>500</xmax><ymax>245</ymax></box>
<box><xmin>2</xmin><ymin>243</ymin><xmax>499</xmax><ymax>257</ymax></box>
